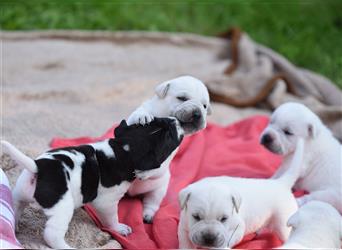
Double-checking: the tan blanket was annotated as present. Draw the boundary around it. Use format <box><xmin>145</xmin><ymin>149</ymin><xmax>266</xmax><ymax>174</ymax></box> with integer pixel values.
<box><xmin>0</xmin><ymin>30</ymin><xmax>266</xmax><ymax>249</ymax></box>
<box><xmin>0</xmin><ymin>30</ymin><xmax>340</xmax><ymax>248</ymax></box>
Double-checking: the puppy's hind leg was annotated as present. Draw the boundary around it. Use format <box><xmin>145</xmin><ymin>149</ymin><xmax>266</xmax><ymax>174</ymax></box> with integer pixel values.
<box><xmin>43</xmin><ymin>192</ymin><xmax>74</xmax><ymax>249</ymax></box>
<box><xmin>271</xmin><ymin>210</ymin><xmax>297</xmax><ymax>243</ymax></box>
<box><xmin>12</xmin><ymin>170</ymin><xmax>36</xmax><ymax>230</ymax></box>
<box><xmin>271</xmin><ymin>197</ymin><xmax>297</xmax><ymax>244</ymax></box>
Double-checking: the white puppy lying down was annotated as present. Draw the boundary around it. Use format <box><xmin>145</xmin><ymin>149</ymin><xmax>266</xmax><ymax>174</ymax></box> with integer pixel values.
<box><xmin>178</xmin><ymin>139</ymin><xmax>304</xmax><ymax>249</ymax></box>
<box><xmin>260</xmin><ymin>102</ymin><xmax>342</xmax><ymax>213</ymax></box>
<box><xmin>281</xmin><ymin>201</ymin><xmax>342</xmax><ymax>249</ymax></box>
<box><xmin>126</xmin><ymin>75</ymin><xmax>211</xmax><ymax>223</ymax></box>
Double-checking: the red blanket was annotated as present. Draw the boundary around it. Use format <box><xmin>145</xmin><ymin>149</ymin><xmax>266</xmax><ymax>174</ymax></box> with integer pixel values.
<box><xmin>51</xmin><ymin>115</ymin><xmax>285</xmax><ymax>249</ymax></box>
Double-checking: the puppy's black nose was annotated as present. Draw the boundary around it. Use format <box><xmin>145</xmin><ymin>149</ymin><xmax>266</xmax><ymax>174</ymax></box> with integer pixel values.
<box><xmin>192</xmin><ymin>110</ymin><xmax>201</xmax><ymax>121</ymax></box>
<box><xmin>202</xmin><ymin>233</ymin><xmax>216</xmax><ymax>246</ymax></box>
<box><xmin>261</xmin><ymin>134</ymin><xmax>273</xmax><ymax>145</ymax></box>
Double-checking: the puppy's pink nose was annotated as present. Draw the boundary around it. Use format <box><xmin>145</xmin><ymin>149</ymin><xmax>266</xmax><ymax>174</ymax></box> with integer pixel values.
<box><xmin>261</xmin><ymin>134</ymin><xmax>273</xmax><ymax>145</ymax></box>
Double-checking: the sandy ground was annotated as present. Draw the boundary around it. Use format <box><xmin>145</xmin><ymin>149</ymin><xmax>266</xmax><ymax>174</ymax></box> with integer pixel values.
<box><xmin>0</xmin><ymin>31</ymin><xmax>269</xmax><ymax>248</ymax></box>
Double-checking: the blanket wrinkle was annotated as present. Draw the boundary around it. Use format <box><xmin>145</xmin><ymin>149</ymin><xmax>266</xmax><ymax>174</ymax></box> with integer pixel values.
<box><xmin>207</xmin><ymin>27</ymin><xmax>342</xmax><ymax>141</ymax></box>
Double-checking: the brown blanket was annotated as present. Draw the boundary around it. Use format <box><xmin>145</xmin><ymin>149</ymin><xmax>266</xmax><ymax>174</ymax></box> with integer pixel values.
<box><xmin>207</xmin><ymin>28</ymin><xmax>342</xmax><ymax>140</ymax></box>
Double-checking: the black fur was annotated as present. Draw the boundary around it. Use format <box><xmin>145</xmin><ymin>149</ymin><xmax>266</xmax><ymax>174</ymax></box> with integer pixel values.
<box><xmin>52</xmin><ymin>154</ymin><xmax>74</xmax><ymax>169</ymax></box>
<box><xmin>34</xmin><ymin>159</ymin><xmax>68</xmax><ymax>208</ymax></box>
<box><xmin>33</xmin><ymin>118</ymin><xmax>183</xmax><ymax>209</ymax></box>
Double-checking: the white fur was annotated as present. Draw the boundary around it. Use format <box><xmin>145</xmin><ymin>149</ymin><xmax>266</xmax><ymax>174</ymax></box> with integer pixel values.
<box><xmin>126</xmin><ymin>75</ymin><xmax>210</xmax><ymax>222</ymax></box>
<box><xmin>260</xmin><ymin>102</ymin><xmax>342</xmax><ymax>213</ymax></box>
<box><xmin>90</xmin><ymin>141</ymin><xmax>115</xmax><ymax>157</ymax></box>
<box><xmin>178</xmin><ymin>139</ymin><xmax>304</xmax><ymax>249</ymax></box>
<box><xmin>281</xmin><ymin>201</ymin><xmax>342</xmax><ymax>249</ymax></box>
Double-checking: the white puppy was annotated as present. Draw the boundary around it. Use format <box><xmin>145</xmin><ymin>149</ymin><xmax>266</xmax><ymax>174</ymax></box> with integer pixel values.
<box><xmin>127</xmin><ymin>75</ymin><xmax>211</xmax><ymax>223</ymax></box>
<box><xmin>178</xmin><ymin>139</ymin><xmax>304</xmax><ymax>249</ymax></box>
<box><xmin>281</xmin><ymin>201</ymin><xmax>342</xmax><ymax>249</ymax></box>
<box><xmin>260</xmin><ymin>102</ymin><xmax>342</xmax><ymax>213</ymax></box>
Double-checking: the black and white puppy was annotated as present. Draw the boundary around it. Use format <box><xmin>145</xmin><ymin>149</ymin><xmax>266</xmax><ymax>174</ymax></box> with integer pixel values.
<box><xmin>1</xmin><ymin>118</ymin><xmax>184</xmax><ymax>249</ymax></box>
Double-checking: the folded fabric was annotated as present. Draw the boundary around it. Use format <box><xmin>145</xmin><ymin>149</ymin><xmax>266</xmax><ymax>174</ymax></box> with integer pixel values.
<box><xmin>51</xmin><ymin>115</ymin><xmax>286</xmax><ymax>249</ymax></box>
<box><xmin>0</xmin><ymin>168</ymin><xmax>22</xmax><ymax>249</ymax></box>
<box><xmin>207</xmin><ymin>28</ymin><xmax>342</xmax><ymax>141</ymax></box>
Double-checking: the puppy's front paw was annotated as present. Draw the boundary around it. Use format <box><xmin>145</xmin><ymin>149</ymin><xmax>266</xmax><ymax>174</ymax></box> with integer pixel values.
<box><xmin>296</xmin><ymin>196</ymin><xmax>308</xmax><ymax>207</ymax></box>
<box><xmin>127</xmin><ymin>110</ymin><xmax>154</xmax><ymax>126</ymax></box>
<box><xmin>112</xmin><ymin>223</ymin><xmax>132</xmax><ymax>236</ymax></box>
<box><xmin>143</xmin><ymin>208</ymin><xmax>156</xmax><ymax>224</ymax></box>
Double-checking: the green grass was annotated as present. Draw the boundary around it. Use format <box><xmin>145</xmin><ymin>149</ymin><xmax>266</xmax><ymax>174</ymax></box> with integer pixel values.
<box><xmin>1</xmin><ymin>0</ymin><xmax>342</xmax><ymax>88</ymax></box>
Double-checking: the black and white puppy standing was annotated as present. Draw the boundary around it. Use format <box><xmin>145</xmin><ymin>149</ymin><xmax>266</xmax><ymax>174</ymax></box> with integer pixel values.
<box><xmin>126</xmin><ymin>75</ymin><xmax>211</xmax><ymax>223</ymax></box>
<box><xmin>1</xmin><ymin>118</ymin><xmax>184</xmax><ymax>249</ymax></box>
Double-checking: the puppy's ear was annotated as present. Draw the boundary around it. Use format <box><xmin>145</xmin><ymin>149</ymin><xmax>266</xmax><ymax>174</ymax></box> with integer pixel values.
<box><xmin>287</xmin><ymin>212</ymin><xmax>300</xmax><ymax>228</ymax></box>
<box><xmin>114</xmin><ymin>120</ymin><xmax>128</xmax><ymax>138</ymax></box>
<box><xmin>231</xmin><ymin>194</ymin><xmax>242</xmax><ymax>214</ymax></box>
<box><xmin>307</xmin><ymin>123</ymin><xmax>319</xmax><ymax>139</ymax></box>
<box><xmin>155</xmin><ymin>81</ymin><xmax>170</xmax><ymax>99</ymax></box>
<box><xmin>179</xmin><ymin>187</ymin><xmax>191</xmax><ymax>210</ymax></box>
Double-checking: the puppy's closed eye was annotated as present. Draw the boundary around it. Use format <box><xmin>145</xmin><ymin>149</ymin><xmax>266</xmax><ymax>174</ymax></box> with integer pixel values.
<box><xmin>192</xmin><ymin>214</ymin><xmax>202</xmax><ymax>221</ymax></box>
<box><xmin>177</xmin><ymin>96</ymin><xmax>188</xmax><ymax>102</ymax></box>
<box><xmin>219</xmin><ymin>215</ymin><xmax>228</xmax><ymax>223</ymax></box>
<box><xmin>283</xmin><ymin>128</ymin><xmax>293</xmax><ymax>136</ymax></box>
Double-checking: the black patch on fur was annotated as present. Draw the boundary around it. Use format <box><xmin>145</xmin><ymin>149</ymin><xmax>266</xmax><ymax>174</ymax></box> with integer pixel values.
<box><xmin>53</xmin><ymin>154</ymin><xmax>74</xmax><ymax>169</ymax></box>
<box><xmin>34</xmin><ymin>159</ymin><xmax>68</xmax><ymax>209</ymax></box>
<box><xmin>95</xmin><ymin>143</ymin><xmax>135</xmax><ymax>187</ymax></box>
<box><xmin>78</xmin><ymin>145</ymin><xmax>100</xmax><ymax>203</ymax></box>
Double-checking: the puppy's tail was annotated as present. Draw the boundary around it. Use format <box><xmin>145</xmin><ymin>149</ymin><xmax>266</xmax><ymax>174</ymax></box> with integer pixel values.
<box><xmin>277</xmin><ymin>138</ymin><xmax>305</xmax><ymax>189</ymax></box>
<box><xmin>1</xmin><ymin>140</ymin><xmax>37</xmax><ymax>173</ymax></box>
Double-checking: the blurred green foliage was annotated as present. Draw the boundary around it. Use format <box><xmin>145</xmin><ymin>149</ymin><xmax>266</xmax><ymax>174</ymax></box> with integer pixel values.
<box><xmin>1</xmin><ymin>0</ymin><xmax>341</xmax><ymax>87</ymax></box>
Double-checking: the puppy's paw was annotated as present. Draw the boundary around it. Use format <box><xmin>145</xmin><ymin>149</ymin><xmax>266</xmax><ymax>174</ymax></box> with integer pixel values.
<box><xmin>143</xmin><ymin>208</ymin><xmax>156</xmax><ymax>224</ymax></box>
<box><xmin>127</xmin><ymin>110</ymin><xmax>154</xmax><ymax>126</ymax></box>
<box><xmin>112</xmin><ymin>223</ymin><xmax>132</xmax><ymax>236</ymax></box>
<box><xmin>296</xmin><ymin>196</ymin><xmax>308</xmax><ymax>207</ymax></box>
<box><xmin>143</xmin><ymin>214</ymin><xmax>154</xmax><ymax>224</ymax></box>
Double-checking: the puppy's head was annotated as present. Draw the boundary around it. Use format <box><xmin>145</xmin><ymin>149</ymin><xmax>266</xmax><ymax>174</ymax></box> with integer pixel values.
<box><xmin>114</xmin><ymin>117</ymin><xmax>184</xmax><ymax>172</ymax></box>
<box><xmin>287</xmin><ymin>201</ymin><xmax>341</xmax><ymax>233</ymax></box>
<box><xmin>154</xmin><ymin>75</ymin><xmax>211</xmax><ymax>135</ymax></box>
<box><xmin>260</xmin><ymin>102</ymin><xmax>323</xmax><ymax>155</ymax></box>
<box><xmin>179</xmin><ymin>179</ymin><xmax>242</xmax><ymax>248</ymax></box>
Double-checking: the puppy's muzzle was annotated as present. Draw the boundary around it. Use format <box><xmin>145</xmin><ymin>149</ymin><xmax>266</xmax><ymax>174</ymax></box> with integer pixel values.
<box><xmin>260</xmin><ymin>133</ymin><xmax>283</xmax><ymax>154</ymax></box>
<box><xmin>174</xmin><ymin>105</ymin><xmax>205</xmax><ymax>135</ymax></box>
<box><xmin>191</xmin><ymin>229</ymin><xmax>226</xmax><ymax>248</ymax></box>
<box><xmin>201</xmin><ymin>232</ymin><xmax>219</xmax><ymax>247</ymax></box>
<box><xmin>261</xmin><ymin>133</ymin><xmax>273</xmax><ymax>146</ymax></box>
